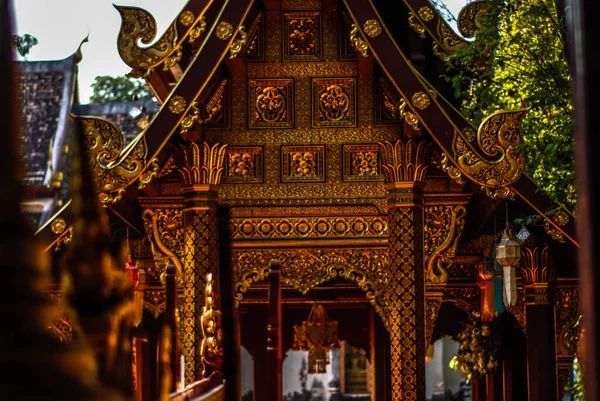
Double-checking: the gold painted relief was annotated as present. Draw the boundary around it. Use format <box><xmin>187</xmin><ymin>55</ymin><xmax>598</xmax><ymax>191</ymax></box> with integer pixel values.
<box><xmin>224</xmin><ymin>147</ymin><xmax>263</xmax><ymax>184</ymax></box>
<box><xmin>312</xmin><ymin>78</ymin><xmax>356</xmax><ymax>127</ymax></box>
<box><xmin>376</xmin><ymin>77</ymin><xmax>402</xmax><ymax>126</ymax></box>
<box><xmin>245</xmin><ymin>14</ymin><xmax>264</xmax><ymax>61</ymax></box>
<box><xmin>249</xmin><ymin>79</ymin><xmax>294</xmax><ymax>129</ymax></box>
<box><xmin>283</xmin><ymin>12</ymin><xmax>321</xmax><ymax>61</ymax></box>
<box><xmin>205</xmin><ymin>79</ymin><xmax>228</xmax><ymax>128</ymax></box>
<box><xmin>343</xmin><ymin>144</ymin><xmax>383</xmax><ymax>182</ymax></box>
<box><xmin>282</xmin><ymin>145</ymin><xmax>325</xmax><ymax>182</ymax></box>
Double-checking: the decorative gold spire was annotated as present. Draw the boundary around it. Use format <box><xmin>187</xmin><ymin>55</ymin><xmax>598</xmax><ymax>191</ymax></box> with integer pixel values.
<box><xmin>378</xmin><ymin>139</ymin><xmax>433</xmax><ymax>183</ymax></box>
<box><xmin>176</xmin><ymin>142</ymin><xmax>227</xmax><ymax>188</ymax></box>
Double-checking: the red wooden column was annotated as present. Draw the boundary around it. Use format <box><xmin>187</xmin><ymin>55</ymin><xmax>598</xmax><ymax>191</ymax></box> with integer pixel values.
<box><xmin>521</xmin><ymin>248</ymin><xmax>557</xmax><ymax>401</ymax></box>
<box><xmin>165</xmin><ymin>264</ymin><xmax>181</xmax><ymax>391</ymax></box>
<box><xmin>380</xmin><ymin>139</ymin><xmax>432</xmax><ymax>401</ymax></box>
<box><xmin>266</xmin><ymin>260</ymin><xmax>283</xmax><ymax>401</ymax></box>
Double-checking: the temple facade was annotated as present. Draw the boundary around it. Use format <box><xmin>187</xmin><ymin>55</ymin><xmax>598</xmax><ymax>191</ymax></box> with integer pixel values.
<box><xmin>20</xmin><ymin>1</ymin><xmax>581</xmax><ymax>401</ymax></box>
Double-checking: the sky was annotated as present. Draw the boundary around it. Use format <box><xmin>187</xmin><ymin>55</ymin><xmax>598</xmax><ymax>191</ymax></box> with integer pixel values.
<box><xmin>13</xmin><ymin>0</ymin><xmax>467</xmax><ymax>104</ymax></box>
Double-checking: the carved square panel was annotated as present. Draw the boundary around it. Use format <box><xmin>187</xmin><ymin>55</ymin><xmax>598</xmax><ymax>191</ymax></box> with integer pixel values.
<box><xmin>343</xmin><ymin>144</ymin><xmax>384</xmax><ymax>181</ymax></box>
<box><xmin>312</xmin><ymin>78</ymin><xmax>357</xmax><ymax>128</ymax></box>
<box><xmin>224</xmin><ymin>146</ymin><xmax>263</xmax><ymax>183</ymax></box>
<box><xmin>249</xmin><ymin>79</ymin><xmax>294</xmax><ymax>129</ymax></box>
<box><xmin>375</xmin><ymin>76</ymin><xmax>402</xmax><ymax>126</ymax></box>
<box><xmin>283</xmin><ymin>12</ymin><xmax>321</xmax><ymax>61</ymax></box>
<box><xmin>281</xmin><ymin>145</ymin><xmax>325</xmax><ymax>183</ymax></box>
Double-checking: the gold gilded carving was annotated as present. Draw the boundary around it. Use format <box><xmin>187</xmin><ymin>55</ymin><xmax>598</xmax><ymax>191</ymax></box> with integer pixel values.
<box><xmin>418</xmin><ymin>6</ymin><xmax>435</xmax><ymax>22</ymax></box>
<box><xmin>215</xmin><ymin>21</ymin><xmax>234</xmax><ymax>40</ymax></box>
<box><xmin>180</xmin><ymin>102</ymin><xmax>203</xmax><ymax>135</ymax></box>
<box><xmin>457</xmin><ymin>0</ymin><xmax>487</xmax><ymax>39</ymax></box>
<box><xmin>176</xmin><ymin>142</ymin><xmax>227</xmax><ymax>187</ymax></box>
<box><xmin>425</xmin><ymin>296</ymin><xmax>442</xmax><ymax>347</ymax></box>
<box><xmin>282</xmin><ymin>0</ymin><xmax>322</xmax><ymax>8</ymax></box>
<box><xmin>440</xmin><ymin>152</ymin><xmax>465</xmax><ymax>184</ymax></box>
<box><xmin>249</xmin><ymin>79</ymin><xmax>294</xmax><ymax>129</ymax></box>
<box><xmin>144</xmin><ymin>290</ymin><xmax>167</xmax><ymax>318</ymax></box>
<box><xmin>200</xmin><ymin>273</ymin><xmax>223</xmax><ymax>377</ymax></box>
<box><xmin>229</xmin><ymin>26</ymin><xmax>248</xmax><ymax>59</ymax></box>
<box><xmin>232</xmin><ymin>249</ymin><xmax>389</xmax><ymax>324</ymax></box>
<box><xmin>552</xmin><ymin>209</ymin><xmax>570</xmax><ymax>226</ymax></box>
<box><xmin>379</xmin><ymin>139</ymin><xmax>433</xmax><ymax>183</ymax></box>
<box><xmin>77</xmin><ymin>115</ymin><xmax>152</xmax><ymax>204</ymax></box>
<box><xmin>205</xmin><ymin>79</ymin><xmax>227</xmax><ymax>126</ymax></box>
<box><xmin>168</xmin><ymin>95</ymin><xmax>187</xmax><ymax>115</ymax></box>
<box><xmin>433</xmin><ymin>21</ymin><xmax>468</xmax><ymax>61</ymax></box>
<box><xmin>282</xmin><ymin>145</ymin><xmax>325</xmax><ymax>182</ymax></box>
<box><xmin>363</xmin><ymin>19</ymin><xmax>382</xmax><ymax>37</ymax></box>
<box><xmin>520</xmin><ymin>247</ymin><xmax>556</xmax><ymax>284</ymax></box>
<box><xmin>179</xmin><ymin>10</ymin><xmax>195</xmax><ymax>27</ymax></box>
<box><xmin>313</xmin><ymin>78</ymin><xmax>356</xmax><ymax>127</ymax></box>
<box><xmin>247</xmin><ymin>61</ymin><xmax>356</xmax><ymax>77</ymax></box>
<box><xmin>424</xmin><ymin>205</ymin><xmax>467</xmax><ymax>283</ymax></box>
<box><xmin>224</xmin><ymin>146</ymin><xmax>263</xmax><ymax>184</ymax></box>
<box><xmin>142</xmin><ymin>208</ymin><xmax>184</xmax><ymax>275</ymax></box>
<box><xmin>51</xmin><ymin>218</ymin><xmax>67</xmax><ymax>234</ymax></box>
<box><xmin>189</xmin><ymin>17</ymin><xmax>207</xmax><ymax>43</ymax></box>
<box><xmin>386</xmin><ymin>207</ymin><xmax>425</xmax><ymax>399</ymax></box>
<box><xmin>554</xmin><ymin>287</ymin><xmax>581</xmax><ymax>357</ymax></box>
<box><xmin>453</xmin><ymin>109</ymin><xmax>529</xmax><ymax>199</ymax></box>
<box><xmin>376</xmin><ymin>77</ymin><xmax>403</xmax><ymax>126</ymax></box>
<box><xmin>408</xmin><ymin>12</ymin><xmax>426</xmax><ymax>38</ymax></box>
<box><xmin>349</xmin><ymin>24</ymin><xmax>369</xmax><ymax>57</ymax></box>
<box><xmin>158</xmin><ymin>155</ymin><xmax>176</xmax><ymax>178</ymax></box>
<box><xmin>284</xmin><ymin>12</ymin><xmax>321</xmax><ymax>61</ymax></box>
<box><xmin>412</xmin><ymin>91</ymin><xmax>431</xmax><ymax>110</ymax></box>
<box><xmin>116</xmin><ymin>6</ymin><xmax>178</xmax><ymax>77</ymax></box>
<box><xmin>343</xmin><ymin>144</ymin><xmax>383</xmax><ymax>181</ymax></box>
<box><xmin>245</xmin><ymin>14</ymin><xmax>263</xmax><ymax>60</ymax></box>
<box><xmin>138</xmin><ymin>158</ymin><xmax>160</xmax><ymax>190</ymax></box>
<box><xmin>230</xmin><ymin>216</ymin><xmax>387</xmax><ymax>239</ymax></box>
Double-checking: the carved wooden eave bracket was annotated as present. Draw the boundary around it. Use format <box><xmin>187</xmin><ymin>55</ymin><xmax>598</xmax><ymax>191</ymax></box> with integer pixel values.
<box><xmin>115</xmin><ymin>1</ymin><xmax>213</xmax><ymax>79</ymax></box>
<box><xmin>403</xmin><ymin>0</ymin><xmax>486</xmax><ymax>61</ymax></box>
<box><xmin>343</xmin><ymin>0</ymin><xmax>578</xmax><ymax>247</ymax></box>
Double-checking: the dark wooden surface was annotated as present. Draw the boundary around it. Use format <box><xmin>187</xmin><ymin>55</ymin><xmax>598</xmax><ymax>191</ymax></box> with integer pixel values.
<box><xmin>567</xmin><ymin>0</ymin><xmax>598</xmax><ymax>399</ymax></box>
<box><xmin>266</xmin><ymin>260</ymin><xmax>283</xmax><ymax>401</ymax></box>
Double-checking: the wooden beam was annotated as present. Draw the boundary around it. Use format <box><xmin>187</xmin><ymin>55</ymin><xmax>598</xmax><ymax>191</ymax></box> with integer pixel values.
<box><xmin>265</xmin><ymin>260</ymin><xmax>282</xmax><ymax>401</ymax></box>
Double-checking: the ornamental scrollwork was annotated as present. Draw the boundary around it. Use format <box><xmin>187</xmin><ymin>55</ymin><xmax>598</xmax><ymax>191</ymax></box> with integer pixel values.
<box><xmin>425</xmin><ymin>296</ymin><xmax>443</xmax><ymax>346</ymax></box>
<box><xmin>408</xmin><ymin>12</ymin><xmax>426</xmax><ymax>39</ymax></box>
<box><xmin>116</xmin><ymin>6</ymin><xmax>207</xmax><ymax>78</ymax></box>
<box><xmin>554</xmin><ymin>287</ymin><xmax>581</xmax><ymax>357</ymax></box>
<box><xmin>440</xmin><ymin>152</ymin><xmax>465</xmax><ymax>184</ymax></box>
<box><xmin>453</xmin><ymin>109</ymin><xmax>529</xmax><ymax>199</ymax></box>
<box><xmin>424</xmin><ymin>205</ymin><xmax>467</xmax><ymax>283</ymax></box>
<box><xmin>349</xmin><ymin>24</ymin><xmax>369</xmax><ymax>57</ymax></box>
<box><xmin>433</xmin><ymin>21</ymin><xmax>468</xmax><ymax>61</ymax></box>
<box><xmin>232</xmin><ymin>249</ymin><xmax>389</xmax><ymax>325</ymax></box>
<box><xmin>142</xmin><ymin>208</ymin><xmax>184</xmax><ymax>276</ymax></box>
<box><xmin>76</xmin><ymin>115</ymin><xmax>158</xmax><ymax>204</ymax></box>
<box><xmin>229</xmin><ymin>26</ymin><xmax>248</xmax><ymax>59</ymax></box>
<box><xmin>200</xmin><ymin>273</ymin><xmax>223</xmax><ymax>377</ymax></box>
<box><xmin>144</xmin><ymin>290</ymin><xmax>167</xmax><ymax>318</ymax></box>
<box><xmin>457</xmin><ymin>0</ymin><xmax>488</xmax><ymax>39</ymax></box>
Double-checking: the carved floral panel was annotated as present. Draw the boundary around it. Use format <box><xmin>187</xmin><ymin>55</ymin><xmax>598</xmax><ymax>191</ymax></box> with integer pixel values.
<box><xmin>283</xmin><ymin>12</ymin><xmax>321</xmax><ymax>61</ymax></box>
<box><xmin>343</xmin><ymin>144</ymin><xmax>384</xmax><ymax>181</ymax></box>
<box><xmin>312</xmin><ymin>78</ymin><xmax>356</xmax><ymax>127</ymax></box>
<box><xmin>376</xmin><ymin>77</ymin><xmax>402</xmax><ymax>126</ymax></box>
<box><xmin>224</xmin><ymin>146</ymin><xmax>263</xmax><ymax>183</ymax></box>
<box><xmin>249</xmin><ymin>79</ymin><xmax>294</xmax><ymax>129</ymax></box>
<box><xmin>281</xmin><ymin>145</ymin><xmax>325</xmax><ymax>182</ymax></box>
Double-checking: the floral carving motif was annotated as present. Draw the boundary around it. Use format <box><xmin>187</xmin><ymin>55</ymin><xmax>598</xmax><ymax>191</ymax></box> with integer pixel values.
<box><xmin>51</xmin><ymin>218</ymin><xmax>67</xmax><ymax>234</ymax></box>
<box><xmin>363</xmin><ymin>19</ymin><xmax>382</xmax><ymax>37</ymax></box>
<box><xmin>352</xmin><ymin>151</ymin><xmax>379</xmax><ymax>176</ymax></box>
<box><xmin>249</xmin><ymin>79</ymin><xmax>293</xmax><ymax>128</ymax></box>
<box><xmin>282</xmin><ymin>146</ymin><xmax>325</xmax><ymax>182</ymax></box>
<box><xmin>144</xmin><ymin>290</ymin><xmax>166</xmax><ymax>318</ymax></box>
<box><xmin>418</xmin><ymin>6</ymin><xmax>435</xmax><ymax>22</ymax></box>
<box><xmin>169</xmin><ymin>95</ymin><xmax>187</xmax><ymax>115</ymax></box>
<box><xmin>142</xmin><ymin>208</ymin><xmax>184</xmax><ymax>276</ymax></box>
<box><xmin>285</xmin><ymin>12</ymin><xmax>320</xmax><ymax>60</ymax></box>
<box><xmin>412</xmin><ymin>91</ymin><xmax>430</xmax><ymax>110</ymax></box>
<box><xmin>313</xmin><ymin>78</ymin><xmax>356</xmax><ymax>127</ymax></box>
<box><xmin>256</xmin><ymin>87</ymin><xmax>286</xmax><ymax>122</ymax></box>
<box><xmin>554</xmin><ymin>287</ymin><xmax>581</xmax><ymax>357</ymax></box>
<box><xmin>215</xmin><ymin>21</ymin><xmax>233</xmax><ymax>40</ymax></box>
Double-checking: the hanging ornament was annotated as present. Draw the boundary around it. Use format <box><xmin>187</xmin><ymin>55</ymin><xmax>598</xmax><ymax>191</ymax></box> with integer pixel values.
<box><xmin>496</xmin><ymin>224</ymin><xmax>521</xmax><ymax>307</ymax></box>
<box><xmin>292</xmin><ymin>303</ymin><xmax>340</xmax><ymax>374</ymax></box>
<box><xmin>476</xmin><ymin>270</ymin><xmax>495</xmax><ymax>321</ymax></box>
<box><xmin>425</xmin><ymin>343</ymin><xmax>434</xmax><ymax>363</ymax></box>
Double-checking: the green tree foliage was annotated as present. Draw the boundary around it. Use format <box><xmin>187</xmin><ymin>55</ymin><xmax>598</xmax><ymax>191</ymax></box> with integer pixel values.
<box><xmin>446</xmin><ymin>0</ymin><xmax>574</xmax><ymax>212</ymax></box>
<box><xmin>11</xmin><ymin>34</ymin><xmax>38</xmax><ymax>59</ymax></box>
<box><xmin>89</xmin><ymin>75</ymin><xmax>154</xmax><ymax>104</ymax></box>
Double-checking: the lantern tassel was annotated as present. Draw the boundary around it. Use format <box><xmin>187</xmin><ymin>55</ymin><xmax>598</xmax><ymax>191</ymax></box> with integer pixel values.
<box><xmin>503</xmin><ymin>266</ymin><xmax>517</xmax><ymax>307</ymax></box>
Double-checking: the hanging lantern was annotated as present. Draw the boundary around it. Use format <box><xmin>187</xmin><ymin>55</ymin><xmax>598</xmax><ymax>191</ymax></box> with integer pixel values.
<box><xmin>496</xmin><ymin>225</ymin><xmax>521</xmax><ymax>307</ymax></box>
<box><xmin>292</xmin><ymin>303</ymin><xmax>340</xmax><ymax>374</ymax></box>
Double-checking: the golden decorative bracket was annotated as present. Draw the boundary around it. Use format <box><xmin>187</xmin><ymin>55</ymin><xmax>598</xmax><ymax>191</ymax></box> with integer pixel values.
<box><xmin>75</xmin><ymin>115</ymin><xmax>159</xmax><ymax>204</ymax></box>
<box><xmin>116</xmin><ymin>5</ymin><xmax>208</xmax><ymax>78</ymax></box>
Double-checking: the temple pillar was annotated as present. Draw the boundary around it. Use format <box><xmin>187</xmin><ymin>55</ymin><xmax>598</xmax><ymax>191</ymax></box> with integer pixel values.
<box><xmin>175</xmin><ymin>141</ymin><xmax>227</xmax><ymax>384</ymax></box>
<box><xmin>379</xmin><ymin>139</ymin><xmax>432</xmax><ymax>401</ymax></box>
<box><xmin>520</xmin><ymin>247</ymin><xmax>557</xmax><ymax>401</ymax></box>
